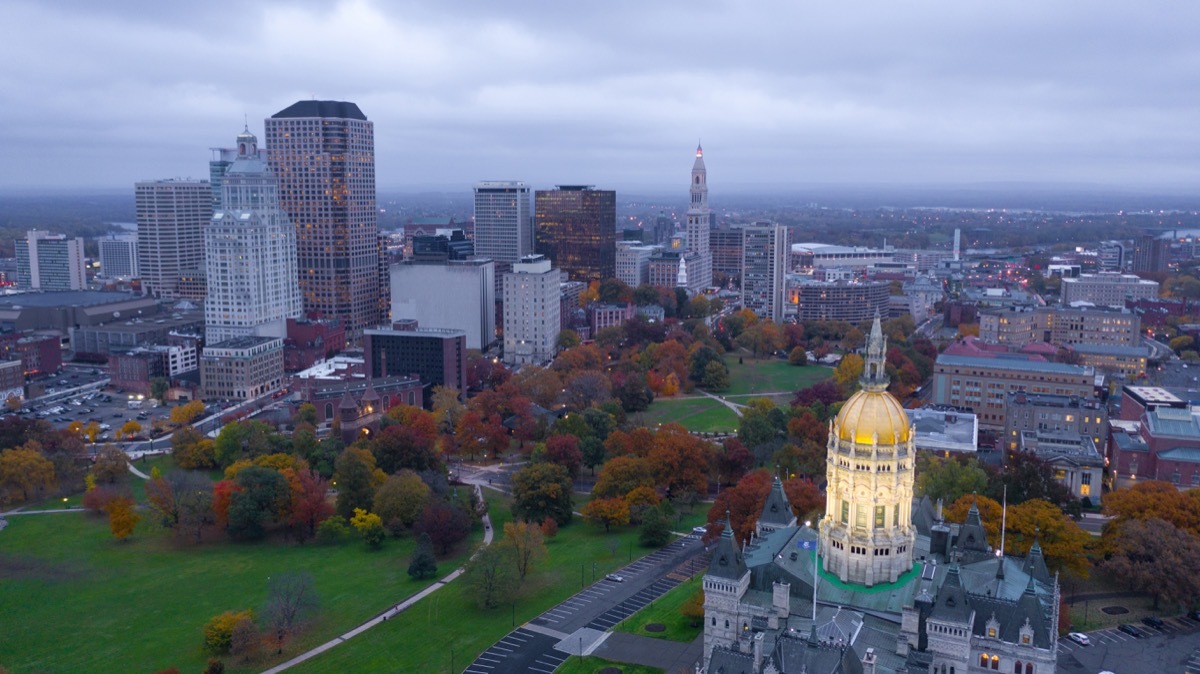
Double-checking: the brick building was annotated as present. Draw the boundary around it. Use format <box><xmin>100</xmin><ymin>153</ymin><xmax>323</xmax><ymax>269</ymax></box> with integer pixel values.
<box><xmin>932</xmin><ymin>354</ymin><xmax>1095</xmax><ymax>429</ymax></box>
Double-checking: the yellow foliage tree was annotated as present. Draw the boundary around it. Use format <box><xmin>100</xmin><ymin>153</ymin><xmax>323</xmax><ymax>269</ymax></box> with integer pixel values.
<box><xmin>120</xmin><ymin>420</ymin><xmax>142</xmax><ymax>440</ymax></box>
<box><xmin>661</xmin><ymin>372</ymin><xmax>680</xmax><ymax>397</ymax></box>
<box><xmin>170</xmin><ymin>400</ymin><xmax>207</xmax><ymax>426</ymax></box>
<box><xmin>105</xmin><ymin>496</ymin><xmax>140</xmax><ymax>541</ymax></box>
<box><xmin>204</xmin><ymin>609</ymin><xmax>255</xmax><ymax>653</ymax></box>
<box><xmin>833</xmin><ymin>353</ymin><xmax>864</xmax><ymax>391</ymax></box>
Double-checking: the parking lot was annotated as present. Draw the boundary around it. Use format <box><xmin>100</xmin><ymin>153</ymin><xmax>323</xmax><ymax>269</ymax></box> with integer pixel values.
<box><xmin>1058</xmin><ymin>614</ymin><xmax>1200</xmax><ymax>673</ymax></box>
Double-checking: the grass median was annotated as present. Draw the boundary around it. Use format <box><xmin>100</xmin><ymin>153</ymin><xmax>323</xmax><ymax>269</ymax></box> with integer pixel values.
<box><xmin>614</xmin><ymin>575</ymin><xmax>703</xmax><ymax>643</ymax></box>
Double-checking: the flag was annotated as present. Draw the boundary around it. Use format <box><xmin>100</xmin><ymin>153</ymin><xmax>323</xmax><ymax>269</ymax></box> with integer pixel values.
<box><xmin>798</xmin><ymin>539</ymin><xmax>816</xmax><ymax>550</ymax></box>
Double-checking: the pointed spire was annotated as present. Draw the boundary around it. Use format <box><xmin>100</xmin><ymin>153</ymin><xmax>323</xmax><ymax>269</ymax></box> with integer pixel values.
<box><xmin>696</xmin><ymin>141</ymin><xmax>703</xmax><ymax>157</ymax></box>
<box><xmin>859</xmin><ymin>312</ymin><xmax>889</xmax><ymax>392</ymax></box>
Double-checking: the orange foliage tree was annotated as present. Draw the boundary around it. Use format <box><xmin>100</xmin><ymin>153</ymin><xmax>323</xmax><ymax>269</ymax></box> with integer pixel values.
<box><xmin>581</xmin><ymin>497</ymin><xmax>630</xmax><ymax>532</ymax></box>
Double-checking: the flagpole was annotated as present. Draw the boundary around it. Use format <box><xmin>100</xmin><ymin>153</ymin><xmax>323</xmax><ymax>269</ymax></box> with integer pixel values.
<box><xmin>811</xmin><ymin>521</ymin><xmax>819</xmax><ymax>622</ymax></box>
<box><xmin>999</xmin><ymin>485</ymin><xmax>1007</xmax><ymax>556</ymax></box>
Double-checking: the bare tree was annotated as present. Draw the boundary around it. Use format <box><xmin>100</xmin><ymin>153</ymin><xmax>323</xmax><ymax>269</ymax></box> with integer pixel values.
<box><xmin>172</xmin><ymin>471</ymin><xmax>214</xmax><ymax>543</ymax></box>
<box><xmin>260</xmin><ymin>571</ymin><xmax>319</xmax><ymax>653</ymax></box>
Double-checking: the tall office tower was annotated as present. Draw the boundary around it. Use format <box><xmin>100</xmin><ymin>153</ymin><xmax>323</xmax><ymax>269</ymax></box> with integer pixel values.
<box><xmin>210</xmin><ymin>140</ymin><xmax>268</xmax><ymax>209</ymax></box>
<box><xmin>264</xmin><ymin>100</ymin><xmax>384</xmax><ymax>342</ymax></box>
<box><xmin>741</xmin><ymin>221</ymin><xmax>788</xmax><ymax>323</ymax></box>
<box><xmin>97</xmin><ymin>234</ymin><xmax>139</xmax><ymax>279</ymax></box>
<box><xmin>534</xmin><ymin>185</ymin><xmax>616</xmax><ymax>284</ymax></box>
<box><xmin>474</xmin><ymin>181</ymin><xmax>532</xmax><ymax>279</ymax></box>
<box><xmin>135</xmin><ymin>179</ymin><xmax>210</xmax><ymax>299</ymax></box>
<box><xmin>204</xmin><ymin>128</ymin><xmax>303</xmax><ymax>344</ymax></box>
<box><xmin>684</xmin><ymin>144</ymin><xmax>713</xmax><ymax>291</ymax></box>
<box><xmin>1131</xmin><ymin>232</ymin><xmax>1169</xmax><ymax>274</ymax></box>
<box><xmin>503</xmin><ymin>255</ymin><xmax>563</xmax><ymax>365</ymax></box>
<box><xmin>15</xmin><ymin>230</ymin><xmax>87</xmax><ymax>290</ymax></box>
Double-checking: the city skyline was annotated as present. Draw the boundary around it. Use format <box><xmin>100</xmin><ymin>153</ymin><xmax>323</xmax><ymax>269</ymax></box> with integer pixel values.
<box><xmin>4</xmin><ymin>1</ymin><xmax>1200</xmax><ymax>191</ymax></box>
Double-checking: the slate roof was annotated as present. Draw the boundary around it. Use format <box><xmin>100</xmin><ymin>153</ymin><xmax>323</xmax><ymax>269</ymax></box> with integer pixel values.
<box><xmin>271</xmin><ymin>100</ymin><xmax>367</xmax><ymax>120</ymax></box>
<box><xmin>929</xmin><ymin>565</ymin><xmax>974</xmax><ymax>624</ymax></box>
<box><xmin>1144</xmin><ymin>407</ymin><xmax>1200</xmax><ymax>438</ymax></box>
<box><xmin>936</xmin><ymin>354</ymin><xmax>1092</xmax><ymax>376</ymax></box>
<box><xmin>1158</xmin><ymin>447</ymin><xmax>1200</xmax><ymax>463</ymax></box>
<box><xmin>707</xmin><ymin>646</ymin><xmax>754</xmax><ymax>674</ymax></box>
<box><xmin>708</xmin><ymin>521</ymin><xmax>749</xmax><ymax>581</ymax></box>
<box><xmin>770</xmin><ymin>630</ymin><xmax>864</xmax><ymax>674</ymax></box>
<box><xmin>759</xmin><ymin>476</ymin><xmax>795</xmax><ymax>526</ymax></box>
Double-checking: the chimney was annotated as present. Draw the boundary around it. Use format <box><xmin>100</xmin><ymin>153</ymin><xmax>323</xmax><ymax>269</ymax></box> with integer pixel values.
<box><xmin>862</xmin><ymin>647</ymin><xmax>877</xmax><ymax>674</ymax></box>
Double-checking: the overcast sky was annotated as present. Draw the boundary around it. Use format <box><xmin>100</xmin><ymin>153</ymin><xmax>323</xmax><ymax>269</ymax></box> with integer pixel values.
<box><xmin>3</xmin><ymin>1</ymin><xmax>1199</xmax><ymax>193</ymax></box>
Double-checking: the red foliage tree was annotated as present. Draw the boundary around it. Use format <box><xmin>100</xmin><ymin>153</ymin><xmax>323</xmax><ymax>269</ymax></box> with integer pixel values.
<box><xmin>415</xmin><ymin>499</ymin><xmax>472</xmax><ymax>554</ymax></box>
<box><xmin>783</xmin><ymin>478</ymin><xmax>823</xmax><ymax>520</ymax></box>
<box><xmin>647</xmin><ymin>424</ymin><xmax>713</xmax><ymax>496</ymax></box>
<box><xmin>544</xmin><ymin>434</ymin><xmax>583</xmax><ymax>479</ymax></box>
<box><xmin>714</xmin><ymin>438</ymin><xmax>754</xmax><ymax>485</ymax></box>
<box><xmin>288</xmin><ymin>469</ymin><xmax>333</xmax><ymax>542</ymax></box>
<box><xmin>211</xmin><ymin>480</ymin><xmax>241</xmax><ymax>529</ymax></box>
<box><xmin>603</xmin><ymin>427</ymin><xmax>656</xmax><ymax>459</ymax></box>
<box><xmin>709</xmin><ymin>469</ymin><xmax>774</xmax><ymax>544</ymax></box>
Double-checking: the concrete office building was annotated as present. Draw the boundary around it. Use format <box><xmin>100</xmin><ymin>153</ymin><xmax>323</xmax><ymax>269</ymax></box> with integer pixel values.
<box><xmin>97</xmin><ymin>234</ymin><xmax>139</xmax><ymax>280</ymax></box>
<box><xmin>1060</xmin><ymin>272</ymin><xmax>1159</xmax><ymax>307</ymax></box>
<box><xmin>135</xmin><ymin>179</ymin><xmax>210</xmax><ymax>299</ymax></box>
<box><xmin>15</xmin><ymin>230</ymin><xmax>87</xmax><ymax>291</ymax></box>
<box><xmin>979</xmin><ymin>305</ymin><xmax>1140</xmax><ymax>348</ymax></box>
<box><xmin>503</xmin><ymin>255</ymin><xmax>563</xmax><ymax>366</ymax></box>
<box><xmin>932</xmin><ymin>355</ymin><xmax>1095</xmax><ymax>429</ymax></box>
<box><xmin>200</xmin><ymin>336</ymin><xmax>285</xmax><ymax>401</ymax></box>
<box><xmin>265</xmin><ymin>100</ymin><xmax>386</xmax><ymax>341</ymax></box>
<box><xmin>390</xmin><ymin>258</ymin><xmax>496</xmax><ymax>351</ymax></box>
<box><xmin>364</xmin><ymin>325</ymin><xmax>468</xmax><ymax>406</ymax></box>
<box><xmin>474</xmin><ymin>181</ymin><xmax>532</xmax><ymax>280</ymax></box>
<box><xmin>788</xmin><ymin>279</ymin><xmax>890</xmax><ymax>323</ymax></box>
<box><xmin>1071</xmin><ymin>343</ymin><xmax>1150</xmax><ymax>377</ymax></box>
<box><xmin>534</xmin><ymin>186</ymin><xmax>616</xmax><ymax>284</ymax></box>
<box><xmin>741</xmin><ymin>222</ymin><xmax>788</xmax><ymax>323</ymax></box>
<box><xmin>1131</xmin><ymin>232</ymin><xmax>1170</xmax><ymax>274</ymax></box>
<box><xmin>615</xmin><ymin>241</ymin><xmax>658</xmax><ymax>288</ymax></box>
<box><xmin>204</xmin><ymin>128</ymin><xmax>302</xmax><ymax>344</ymax></box>
<box><xmin>1003</xmin><ymin>391</ymin><xmax>1108</xmax><ymax>453</ymax></box>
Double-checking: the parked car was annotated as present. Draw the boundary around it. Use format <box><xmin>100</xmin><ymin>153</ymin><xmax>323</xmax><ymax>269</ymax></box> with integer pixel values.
<box><xmin>605</xmin><ymin>574</ymin><xmax>625</xmax><ymax>582</ymax></box>
<box><xmin>1117</xmin><ymin>624</ymin><xmax>1143</xmax><ymax>638</ymax></box>
<box><xmin>1142</xmin><ymin>616</ymin><xmax>1165</xmax><ymax>629</ymax></box>
<box><xmin>692</xmin><ymin>526</ymin><xmax>709</xmax><ymax>535</ymax></box>
<box><xmin>1067</xmin><ymin>632</ymin><xmax>1090</xmax><ymax>646</ymax></box>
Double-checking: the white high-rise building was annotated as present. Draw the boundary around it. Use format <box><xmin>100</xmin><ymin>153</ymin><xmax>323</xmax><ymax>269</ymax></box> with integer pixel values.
<box><xmin>741</xmin><ymin>221</ymin><xmax>788</xmax><ymax>323</ymax></box>
<box><xmin>684</xmin><ymin>144</ymin><xmax>713</xmax><ymax>291</ymax></box>
<box><xmin>15</xmin><ymin>230</ymin><xmax>87</xmax><ymax>290</ymax></box>
<box><xmin>97</xmin><ymin>234</ymin><xmax>138</xmax><ymax>279</ymax></box>
<box><xmin>135</xmin><ymin>178</ymin><xmax>210</xmax><ymax>299</ymax></box>
<box><xmin>615</xmin><ymin>241</ymin><xmax>659</xmax><ymax>287</ymax></box>
<box><xmin>474</xmin><ymin>181</ymin><xmax>532</xmax><ymax>277</ymax></box>
<box><xmin>204</xmin><ymin>128</ymin><xmax>302</xmax><ymax>344</ymax></box>
<box><xmin>391</xmin><ymin>258</ymin><xmax>496</xmax><ymax>350</ymax></box>
<box><xmin>503</xmin><ymin>255</ymin><xmax>562</xmax><ymax>366</ymax></box>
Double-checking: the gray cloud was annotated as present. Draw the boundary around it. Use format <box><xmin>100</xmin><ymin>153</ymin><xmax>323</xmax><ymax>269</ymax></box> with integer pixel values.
<box><xmin>2</xmin><ymin>0</ymin><xmax>1199</xmax><ymax>191</ymax></box>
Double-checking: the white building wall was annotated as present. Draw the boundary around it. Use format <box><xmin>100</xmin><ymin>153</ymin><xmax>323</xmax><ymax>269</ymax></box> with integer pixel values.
<box><xmin>391</xmin><ymin>261</ymin><xmax>496</xmax><ymax>350</ymax></box>
<box><xmin>503</xmin><ymin>257</ymin><xmax>562</xmax><ymax>365</ymax></box>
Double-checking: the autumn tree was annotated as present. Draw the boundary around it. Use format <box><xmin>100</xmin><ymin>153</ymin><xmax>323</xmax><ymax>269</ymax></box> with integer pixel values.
<box><xmin>454</xmin><ymin>411</ymin><xmax>508</xmax><ymax>460</ymax></box>
<box><xmin>945</xmin><ymin>494</ymin><xmax>1003</xmax><ymax>544</ymax></box>
<box><xmin>500</xmin><ymin>520</ymin><xmax>547</xmax><ymax>581</ymax></box>
<box><xmin>431</xmin><ymin>386</ymin><xmax>466</xmax><ymax>435</ymax></box>
<box><xmin>709</xmin><ymin>469</ymin><xmax>775</xmax><ymax>544</ymax></box>
<box><xmin>833</xmin><ymin>353</ymin><xmax>864</xmax><ymax>391</ymax></box>
<box><xmin>376</xmin><ymin>405</ymin><xmax>442</xmax><ymax>473</ymax></box>
<box><xmin>1102</xmin><ymin>480</ymin><xmax>1200</xmax><ymax>536</ymax></box>
<box><xmin>561</xmin><ymin>370</ymin><xmax>614</xmax><ymax>410</ymax></box>
<box><xmin>1102</xmin><ymin>518</ymin><xmax>1200</xmax><ymax>609</ymax></box>
<box><xmin>204</xmin><ymin>610</ymin><xmax>254</xmax><ymax>654</ymax></box>
<box><xmin>647</xmin><ymin>424</ymin><xmax>714</xmax><ymax>496</ymax></box>
<box><xmin>120</xmin><ymin>420</ymin><xmax>143</xmax><ymax>440</ymax></box>
<box><xmin>288</xmin><ymin>469</ymin><xmax>333</xmax><ymax>542</ymax></box>
<box><xmin>680</xmin><ymin>588</ymin><xmax>705</xmax><ymax>627</ymax></box>
<box><xmin>788</xmin><ymin>347</ymin><xmax>808</xmax><ymax>366</ymax></box>
<box><xmin>350</xmin><ymin>508</ymin><xmax>386</xmax><ymax>550</ymax></box>
<box><xmin>373</xmin><ymin>470</ymin><xmax>431</xmax><ymax>535</ymax></box>
<box><xmin>624</xmin><ymin>485</ymin><xmax>661</xmax><ymax>523</ymax></box>
<box><xmin>582</xmin><ymin>497</ymin><xmax>631</xmax><ymax>531</ymax></box>
<box><xmin>543</xmin><ymin>434</ymin><xmax>583</xmax><ymax>479</ymax></box>
<box><xmin>90</xmin><ymin>445</ymin><xmax>130</xmax><ymax>484</ymax></box>
<box><xmin>511</xmin><ymin>462</ymin><xmax>574</xmax><ymax>525</ymax></box>
<box><xmin>1005</xmin><ymin>498</ymin><xmax>1092</xmax><ymax>577</ymax></box>
<box><xmin>592</xmin><ymin>456</ymin><xmax>654</xmax><ymax>499</ymax></box>
<box><xmin>0</xmin><ymin>446</ymin><xmax>56</xmax><ymax>503</ymax></box>
<box><xmin>782</xmin><ymin>478</ymin><xmax>824</xmax><ymax>521</ymax></box>
<box><xmin>105</xmin><ymin>495</ymin><xmax>140</xmax><ymax>541</ymax></box>
<box><xmin>415</xmin><ymin>498</ymin><xmax>472</xmax><ymax>554</ymax></box>
<box><xmin>170</xmin><ymin>400</ymin><xmax>207</xmax><ymax>426</ymax></box>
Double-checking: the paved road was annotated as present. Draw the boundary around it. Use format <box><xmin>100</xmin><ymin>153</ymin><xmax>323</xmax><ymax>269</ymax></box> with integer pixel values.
<box><xmin>464</xmin><ymin>535</ymin><xmax>706</xmax><ymax>674</ymax></box>
<box><xmin>1057</xmin><ymin>614</ymin><xmax>1200</xmax><ymax>674</ymax></box>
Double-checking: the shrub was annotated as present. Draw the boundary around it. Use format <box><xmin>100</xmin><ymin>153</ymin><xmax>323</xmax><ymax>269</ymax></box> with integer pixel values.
<box><xmin>315</xmin><ymin>516</ymin><xmax>350</xmax><ymax>545</ymax></box>
<box><xmin>540</xmin><ymin>516</ymin><xmax>559</xmax><ymax>539</ymax></box>
<box><xmin>204</xmin><ymin>609</ymin><xmax>254</xmax><ymax>653</ymax></box>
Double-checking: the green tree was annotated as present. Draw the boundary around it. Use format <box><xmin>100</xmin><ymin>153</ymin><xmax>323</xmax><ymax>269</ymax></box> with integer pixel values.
<box><xmin>407</xmin><ymin>532</ymin><xmax>439</xmax><ymax>579</ymax></box>
<box><xmin>638</xmin><ymin>505</ymin><xmax>671</xmax><ymax>547</ymax></box>
<box><xmin>333</xmin><ymin>447</ymin><xmax>379</xmax><ymax>519</ymax></box>
<box><xmin>701</xmin><ymin>360</ymin><xmax>731</xmax><ymax>390</ymax></box>
<box><xmin>580</xmin><ymin>437</ymin><xmax>607</xmax><ymax>476</ymax></box>
<box><xmin>556</xmin><ymin>329</ymin><xmax>581</xmax><ymax>351</ymax></box>
<box><xmin>463</xmin><ymin>544</ymin><xmax>516</xmax><ymax>609</ymax></box>
<box><xmin>512</xmin><ymin>462</ymin><xmax>574</xmax><ymax>525</ymax></box>
<box><xmin>150</xmin><ymin>377</ymin><xmax>169</xmax><ymax>403</ymax></box>
<box><xmin>915</xmin><ymin>454</ymin><xmax>989</xmax><ymax>505</ymax></box>
<box><xmin>226</xmin><ymin>466</ymin><xmax>290</xmax><ymax>541</ymax></box>
<box><xmin>788</xmin><ymin>346</ymin><xmax>808</xmax><ymax>366</ymax></box>
<box><xmin>373</xmin><ymin>470</ymin><xmax>431</xmax><ymax>535</ymax></box>
<box><xmin>499</xmin><ymin>520</ymin><xmax>547</xmax><ymax>582</ymax></box>
<box><xmin>293</xmin><ymin>403</ymin><xmax>318</xmax><ymax>427</ymax></box>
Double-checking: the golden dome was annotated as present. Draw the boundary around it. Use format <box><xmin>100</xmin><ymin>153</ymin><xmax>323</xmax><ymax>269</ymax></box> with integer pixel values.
<box><xmin>835</xmin><ymin>389</ymin><xmax>910</xmax><ymax>445</ymax></box>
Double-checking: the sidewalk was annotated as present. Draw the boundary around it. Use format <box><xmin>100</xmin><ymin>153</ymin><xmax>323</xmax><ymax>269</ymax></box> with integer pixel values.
<box><xmin>261</xmin><ymin>483</ymin><xmax>495</xmax><ymax>673</ymax></box>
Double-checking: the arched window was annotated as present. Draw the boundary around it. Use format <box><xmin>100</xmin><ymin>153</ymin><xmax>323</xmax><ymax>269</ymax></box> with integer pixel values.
<box><xmin>1024</xmin><ymin>664</ymin><xmax>1032</xmax><ymax>674</ymax></box>
<box><xmin>724</xmin><ymin>620</ymin><xmax>729</xmax><ymax>629</ymax></box>
<box><xmin>980</xmin><ymin>654</ymin><xmax>989</xmax><ymax>668</ymax></box>
<box><xmin>711</xmin><ymin>617</ymin><xmax>716</xmax><ymax>626</ymax></box>
<box><xmin>325</xmin><ymin>402</ymin><xmax>333</xmax><ymax>420</ymax></box>
<box><xmin>991</xmin><ymin>655</ymin><xmax>999</xmax><ymax>670</ymax></box>
<box><xmin>1014</xmin><ymin>661</ymin><xmax>1022</xmax><ymax>674</ymax></box>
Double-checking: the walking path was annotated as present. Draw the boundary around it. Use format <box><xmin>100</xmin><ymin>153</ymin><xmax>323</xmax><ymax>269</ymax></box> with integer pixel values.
<box><xmin>128</xmin><ymin>462</ymin><xmax>150</xmax><ymax>480</ymax></box>
<box><xmin>261</xmin><ymin>483</ymin><xmax>495</xmax><ymax>674</ymax></box>
<box><xmin>696</xmin><ymin>390</ymin><xmax>746</xmax><ymax>417</ymax></box>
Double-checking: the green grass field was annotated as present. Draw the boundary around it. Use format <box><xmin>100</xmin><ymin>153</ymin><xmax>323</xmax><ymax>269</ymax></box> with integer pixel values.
<box><xmin>0</xmin><ymin>492</ymin><xmax>485</xmax><ymax>674</ymax></box>
<box><xmin>723</xmin><ymin>358</ymin><xmax>832</xmax><ymax>396</ymax></box>
<box><xmin>289</xmin><ymin>493</ymin><xmax>668</xmax><ymax>673</ymax></box>
<box><xmin>615</xmin><ymin>575</ymin><xmax>703</xmax><ymax>642</ymax></box>
<box><xmin>556</xmin><ymin>657</ymin><xmax>665</xmax><ymax>674</ymax></box>
<box><xmin>637</xmin><ymin>397</ymin><xmax>739</xmax><ymax>432</ymax></box>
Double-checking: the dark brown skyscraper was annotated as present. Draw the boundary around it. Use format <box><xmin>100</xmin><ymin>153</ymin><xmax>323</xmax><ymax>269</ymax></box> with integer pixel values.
<box><xmin>265</xmin><ymin>101</ymin><xmax>386</xmax><ymax>344</ymax></box>
<box><xmin>534</xmin><ymin>185</ymin><xmax>616</xmax><ymax>284</ymax></box>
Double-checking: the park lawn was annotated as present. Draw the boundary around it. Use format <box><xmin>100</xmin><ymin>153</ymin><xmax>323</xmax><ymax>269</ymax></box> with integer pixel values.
<box><xmin>289</xmin><ymin>492</ymin><xmax>668</xmax><ymax>673</ymax></box>
<box><xmin>556</xmin><ymin>656</ymin><xmax>665</xmax><ymax>674</ymax></box>
<box><xmin>722</xmin><ymin>358</ymin><xmax>832</xmax><ymax>397</ymax></box>
<box><xmin>0</xmin><ymin>500</ymin><xmax>483</xmax><ymax>674</ymax></box>
<box><xmin>615</xmin><ymin>575</ymin><xmax>703</xmax><ymax>642</ymax></box>
<box><xmin>638</xmin><ymin>397</ymin><xmax>738</xmax><ymax>433</ymax></box>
